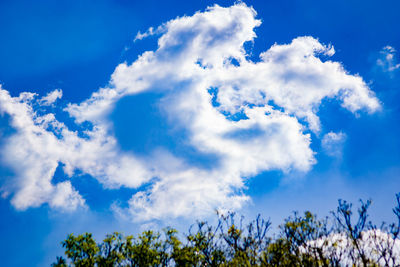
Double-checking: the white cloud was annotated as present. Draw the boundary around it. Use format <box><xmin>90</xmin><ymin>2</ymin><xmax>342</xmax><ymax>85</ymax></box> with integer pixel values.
<box><xmin>0</xmin><ymin>87</ymin><xmax>83</xmax><ymax>210</ymax></box>
<box><xmin>0</xmin><ymin>3</ymin><xmax>380</xmax><ymax>220</ymax></box>
<box><xmin>321</xmin><ymin>131</ymin><xmax>346</xmax><ymax>157</ymax></box>
<box><xmin>377</xmin><ymin>45</ymin><xmax>400</xmax><ymax>73</ymax></box>
<box><xmin>0</xmin><ymin>86</ymin><xmax>151</xmax><ymax>211</ymax></box>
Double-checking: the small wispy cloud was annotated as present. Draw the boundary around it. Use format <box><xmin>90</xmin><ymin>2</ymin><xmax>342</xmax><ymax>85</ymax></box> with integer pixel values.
<box><xmin>40</xmin><ymin>89</ymin><xmax>63</xmax><ymax>106</ymax></box>
<box><xmin>321</xmin><ymin>131</ymin><xmax>347</xmax><ymax>157</ymax></box>
<box><xmin>377</xmin><ymin>45</ymin><xmax>400</xmax><ymax>73</ymax></box>
<box><xmin>134</xmin><ymin>26</ymin><xmax>164</xmax><ymax>42</ymax></box>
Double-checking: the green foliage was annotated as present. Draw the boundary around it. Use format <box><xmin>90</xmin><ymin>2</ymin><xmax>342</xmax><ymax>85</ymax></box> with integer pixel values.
<box><xmin>61</xmin><ymin>233</ymin><xmax>99</xmax><ymax>267</ymax></box>
<box><xmin>98</xmin><ymin>232</ymin><xmax>125</xmax><ymax>266</ymax></box>
<box><xmin>52</xmin><ymin>194</ymin><xmax>400</xmax><ymax>266</ymax></box>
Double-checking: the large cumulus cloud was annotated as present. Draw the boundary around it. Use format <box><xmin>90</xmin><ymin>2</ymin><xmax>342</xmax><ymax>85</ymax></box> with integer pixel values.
<box><xmin>0</xmin><ymin>3</ymin><xmax>380</xmax><ymax>220</ymax></box>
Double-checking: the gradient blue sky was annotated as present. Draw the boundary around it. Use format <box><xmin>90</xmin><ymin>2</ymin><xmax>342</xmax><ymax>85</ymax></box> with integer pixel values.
<box><xmin>0</xmin><ymin>0</ymin><xmax>399</xmax><ymax>266</ymax></box>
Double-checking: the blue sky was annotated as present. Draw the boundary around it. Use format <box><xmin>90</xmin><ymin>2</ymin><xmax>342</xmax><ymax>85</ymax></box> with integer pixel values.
<box><xmin>0</xmin><ymin>0</ymin><xmax>399</xmax><ymax>265</ymax></box>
